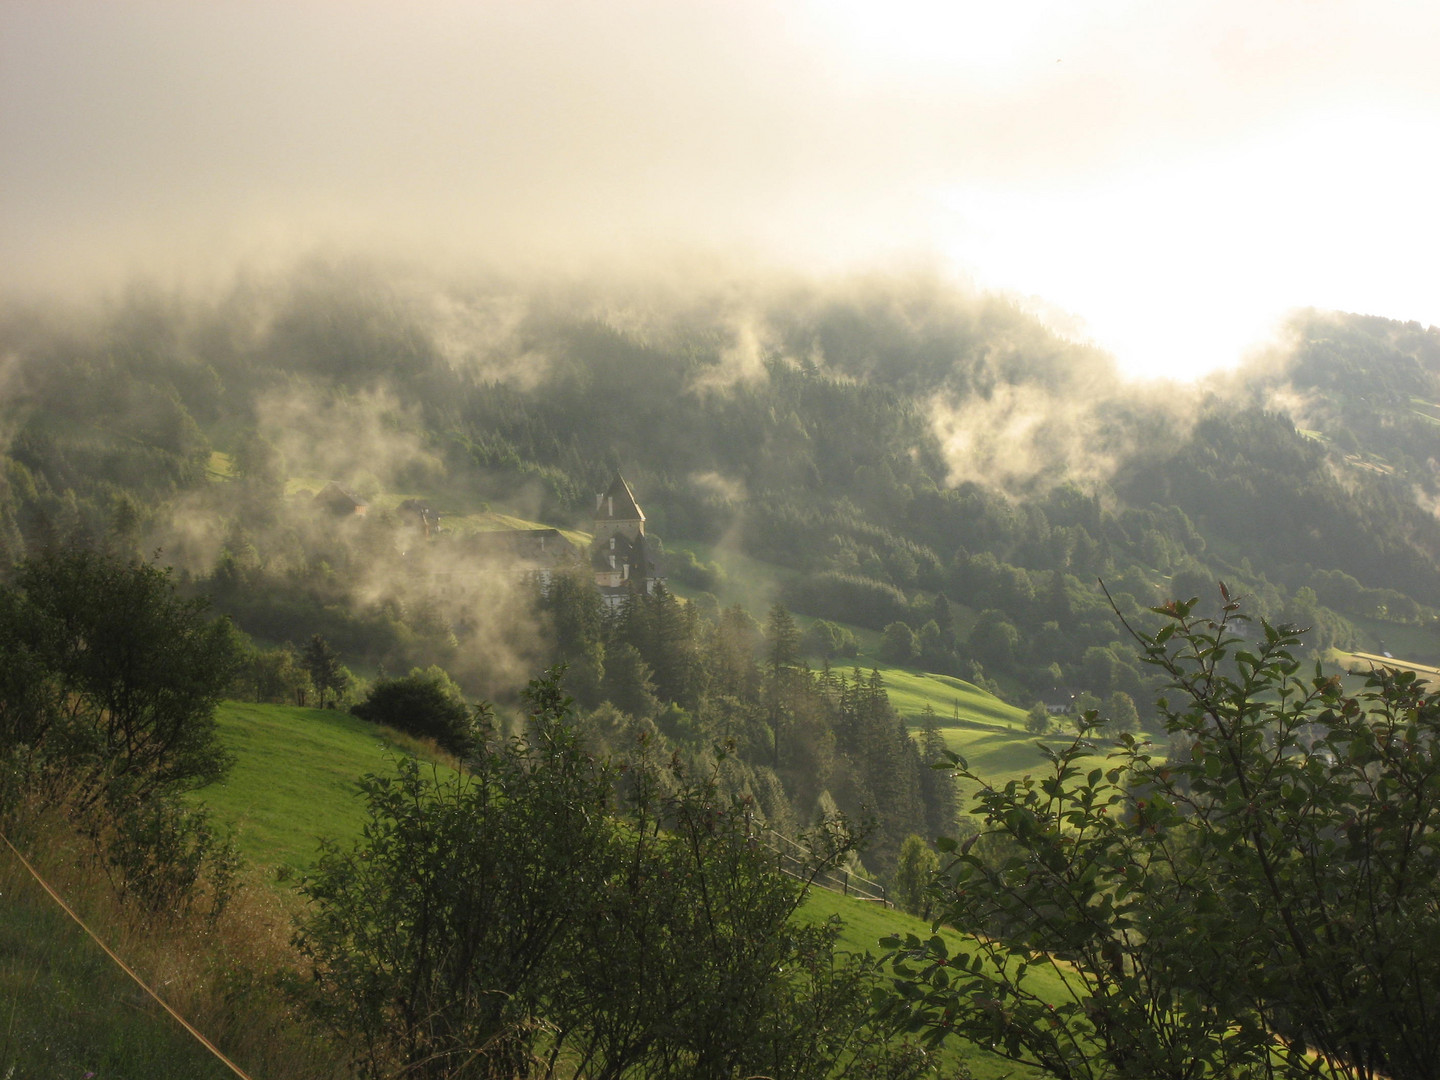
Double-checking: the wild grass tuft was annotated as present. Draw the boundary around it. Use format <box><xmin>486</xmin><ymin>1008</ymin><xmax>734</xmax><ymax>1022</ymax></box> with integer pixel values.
<box><xmin>0</xmin><ymin>811</ymin><xmax>346</xmax><ymax>1080</ymax></box>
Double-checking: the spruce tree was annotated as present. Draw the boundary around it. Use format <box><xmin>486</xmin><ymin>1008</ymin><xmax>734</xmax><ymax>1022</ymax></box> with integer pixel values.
<box><xmin>302</xmin><ymin>633</ymin><xmax>345</xmax><ymax>709</ymax></box>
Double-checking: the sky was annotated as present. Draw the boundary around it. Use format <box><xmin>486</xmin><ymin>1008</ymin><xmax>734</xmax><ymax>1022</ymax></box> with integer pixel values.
<box><xmin>2</xmin><ymin>0</ymin><xmax>1438</xmax><ymax>379</ymax></box>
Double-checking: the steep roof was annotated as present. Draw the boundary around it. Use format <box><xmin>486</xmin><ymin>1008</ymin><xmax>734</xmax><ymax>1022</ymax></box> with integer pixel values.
<box><xmin>590</xmin><ymin>530</ymin><xmax>646</xmax><ymax>567</ymax></box>
<box><xmin>598</xmin><ymin>475</ymin><xmax>645</xmax><ymax>523</ymax></box>
<box><xmin>314</xmin><ymin>481</ymin><xmax>369</xmax><ymax>514</ymax></box>
<box><xmin>315</xmin><ymin>480</ymin><xmax>367</xmax><ymax>505</ymax></box>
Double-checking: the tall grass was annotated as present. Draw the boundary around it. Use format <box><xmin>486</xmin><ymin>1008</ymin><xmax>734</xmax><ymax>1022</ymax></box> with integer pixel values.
<box><xmin>0</xmin><ymin>812</ymin><xmax>346</xmax><ymax>1080</ymax></box>
<box><xmin>0</xmin><ymin>703</ymin><xmax>459</xmax><ymax>1080</ymax></box>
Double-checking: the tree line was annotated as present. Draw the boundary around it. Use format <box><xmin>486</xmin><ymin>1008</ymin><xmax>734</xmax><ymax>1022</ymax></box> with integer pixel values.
<box><xmin>538</xmin><ymin>572</ymin><xmax>956</xmax><ymax>875</ymax></box>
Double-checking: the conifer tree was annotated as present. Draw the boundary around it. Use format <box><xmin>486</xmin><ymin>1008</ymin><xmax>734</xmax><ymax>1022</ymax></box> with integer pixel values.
<box><xmin>917</xmin><ymin>705</ymin><xmax>958</xmax><ymax>839</ymax></box>
<box><xmin>764</xmin><ymin>603</ymin><xmax>803</xmax><ymax>768</ymax></box>
<box><xmin>302</xmin><ymin>634</ymin><xmax>345</xmax><ymax>709</ymax></box>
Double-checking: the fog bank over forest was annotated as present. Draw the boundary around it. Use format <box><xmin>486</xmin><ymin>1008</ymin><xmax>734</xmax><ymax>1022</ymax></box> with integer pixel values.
<box><xmin>3</xmin><ymin>254</ymin><xmax>1440</xmax><ymax>765</ymax></box>
<box><xmin>4</xmin><ymin>255</ymin><xmax>1203</xmax><ymax>500</ymax></box>
<box><xmin>2</xmin><ymin>254</ymin><xmax>1429</xmax><ymax>507</ymax></box>
<box><xmin>3</xmin><ymin>253</ymin><xmax>1437</xmax><ymax>554</ymax></box>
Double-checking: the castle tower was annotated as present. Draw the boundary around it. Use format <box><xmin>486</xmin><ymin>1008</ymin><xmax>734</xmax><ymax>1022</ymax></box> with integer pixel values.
<box><xmin>590</xmin><ymin>474</ymin><xmax>660</xmax><ymax>605</ymax></box>
<box><xmin>592</xmin><ymin>475</ymin><xmax>645</xmax><ymax>545</ymax></box>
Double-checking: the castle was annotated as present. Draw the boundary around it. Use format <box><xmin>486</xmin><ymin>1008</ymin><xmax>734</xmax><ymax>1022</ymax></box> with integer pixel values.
<box><xmin>396</xmin><ymin>473</ymin><xmax>663</xmax><ymax>604</ymax></box>
<box><xmin>589</xmin><ymin>474</ymin><xmax>663</xmax><ymax>606</ymax></box>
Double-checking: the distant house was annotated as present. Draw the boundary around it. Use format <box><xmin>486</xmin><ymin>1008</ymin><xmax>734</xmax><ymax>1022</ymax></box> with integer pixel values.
<box><xmin>590</xmin><ymin>475</ymin><xmax>664</xmax><ymax>606</ymax></box>
<box><xmin>315</xmin><ymin>481</ymin><xmax>369</xmax><ymax>517</ymax></box>
<box><xmin>1043</xmin><ymin>692</ymin><xmax>1076</xmax><ymax>716</ymax></box>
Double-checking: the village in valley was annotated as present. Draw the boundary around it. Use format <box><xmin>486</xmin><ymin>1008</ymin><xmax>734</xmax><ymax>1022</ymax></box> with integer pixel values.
<box><xmin>315</xmin><ymin>473</ymin><xmax>665</xmax><ymax>606</ymax></box>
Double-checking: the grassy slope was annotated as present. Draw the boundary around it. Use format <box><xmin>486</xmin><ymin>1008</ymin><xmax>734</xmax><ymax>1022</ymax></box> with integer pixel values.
<box><xmin>207</xmin><ymin>693</ymin><xmax>1061</xmax><ymax>882</ymax></box>
<box><xmin>878</xmin><ymin>668</ymin><xmax>1025</xmax><ymax>728</ymax></box>
<box><xmin>1339</xmin><ymin>612</ymin><xmax>1440</xmax><ymax>666</ymax></box>
<box><xmin>196</xmin><ymin>702</ymin><xmax>1055</xmax><ymax>1077</ymax></box>
<box><xmin>0</xmin><ymin>859</ymin><xmax>243</xmax><ymax>1080</ymax></box>
<box><xmin>198</xmin><ymin>701</ymin><xmax>456</xmax><ymax>872</ymax></box>
<box><xmin>201</xmin><ymin>699</ymin><xmax>1055</xmax><ymax>880</ymax></box>
<box><xmin>848</xmin><ymin>664</ymin><xmax>1063</xmax><ymax>794</ymax></box>
<box><xmin>663</xmin><ymin>537</ymin><xmax>1060</xmax><ymax>790</ymax></box>
<box><xmin>281</xmin><ymin>478</ymin><xmax>593</xmax><ymax>548</ymax></box>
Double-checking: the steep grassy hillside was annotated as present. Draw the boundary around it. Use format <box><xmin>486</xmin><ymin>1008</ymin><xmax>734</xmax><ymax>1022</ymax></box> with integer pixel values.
<box><xmin>879</xmin><ymin>668</ymin><xmax>1027</xmax><ymax>727</ymax></box>
<box><xmin>859</xmin><ymin>665</ymin><xmax>1065</xmax><ymax>792</ymax></box>
<box><xmin>203</xmin><ymin>696</ymin><xmax>1056</xmax><ymax>873</ymax></box>
<box><xmin>195</xmin><ymin>701</ymin><xmax>1056</xmax><ymax>1077</ymax></box>
<box><xmin>198</xmin><ymin>701</ymin><xmax>458</xmax><ymax>872</ymax></box>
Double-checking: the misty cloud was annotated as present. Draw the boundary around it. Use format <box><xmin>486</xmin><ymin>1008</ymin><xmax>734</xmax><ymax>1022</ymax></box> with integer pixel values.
<box><xmin>425</xmin><ymin>291</ymin><xmax>551</xmax><ymax>390</ymax></box>
<box><xmin>1261</xmin><ymin>384</ymin><xmax>1328</xmax><ymax>435</ymax></box>
<box><xmin>348</xmin><ymin>532</ymin><xmax>547</xmax><ymax>696</ymax></box>
<box><xmin>926</xmin><ymin>379</ymin><xmax>1196</xmax><ymax>498</ymax></box>
<box><xmin>5</xmin><ymin>2</ymin><xmax>1438</xmax><ymax>376</ymax></box>
<box><xmin>928</xmin><ymin>385</ymin><xmax>1099</xmax><ymax>494</ymax></box>
<box><xmin>688</xmin><ymin>471</ymin><xmax>748</xmax><ymax>505</ymax></box>
<box><xmin>687</xmin><ymin>318</ymin><xmax>772</xmax><ymax>396</ymax></box>
<box><xmin>256</xmin><ymin>385</ymin><xmax>442</xmax><ymax>495</ymax></box>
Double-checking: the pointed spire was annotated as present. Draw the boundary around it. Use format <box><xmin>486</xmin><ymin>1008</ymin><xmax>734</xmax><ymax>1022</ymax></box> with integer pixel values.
<box><xmin>597</xmin><ymin>474</ymin><xmax>644</xmax><ymax>523</ymax></box>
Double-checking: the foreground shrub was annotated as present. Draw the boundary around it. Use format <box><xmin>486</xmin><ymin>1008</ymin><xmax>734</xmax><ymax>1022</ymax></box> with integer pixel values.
<box><xmin>0</xmin><ymin>547</ymin><xmax>241</xmax><ymax>812</ymax></box>
<box><xmin>350</xmin><ymin>667</ymin><xmax>477</xmax><ymax>758</ymax></box>
<box><xmin>297</xmin><ymin>670</ymin><xmax>926</xmax><ymax>1080</ymax></box>
<box><xmin>0</xmin><ymin>547</ymin><xmax>242</xmax><ymax>919</ymax></box>
<box><xmin>887</xmin><ymin>588</ymin><xmax>1440</xmax><ymax>1080</ymax></box>
<box><xmin>96</xmin><ymin>791</ymin><xmax>240</xmax><ymax>921</ymax></box>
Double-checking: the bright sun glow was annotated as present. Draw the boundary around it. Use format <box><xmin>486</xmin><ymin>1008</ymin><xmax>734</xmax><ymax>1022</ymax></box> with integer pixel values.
<box><xmin>935</xmin><ymin>108</ymin><xmax>1440</xmax><ymax>379</ymax></box>
<box><xmin>812</xmin><ymin>0</ymin><xmax>1054</xmax><ymax>77</ymax></box>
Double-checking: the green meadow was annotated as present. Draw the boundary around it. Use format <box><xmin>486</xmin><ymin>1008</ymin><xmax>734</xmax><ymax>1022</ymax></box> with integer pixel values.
<box><xmin>661</xmin><ymin>538</ymin><xmax>1064</xmax><ymax>792</ymax></box>
<box><xmin>192</xmin><ymin>701</ymin><xmax>1051</xmax><ymax>1077</ymax></box>
<box><xmin>877</xmin><ymin>667</ymin><xmax>1026</xmax><ymax>727</ymax></box>
<box><xmin>199</xmin><ymin>701</ymin><xmax>458</xmax><ymax>872</ymax></box>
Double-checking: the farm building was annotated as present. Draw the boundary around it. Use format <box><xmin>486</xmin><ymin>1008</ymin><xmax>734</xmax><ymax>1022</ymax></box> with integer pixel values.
<box><xmin>314</xmin><ymin>481</ymin><xmax>369</xmax><ymax>517</ymax></box>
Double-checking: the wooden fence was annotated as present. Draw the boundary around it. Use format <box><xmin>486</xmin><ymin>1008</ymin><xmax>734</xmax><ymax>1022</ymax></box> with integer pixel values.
<box><xmin>760</xmin><ymin>826</ymin><xmax>890</xmax><ymax>906</ymax></box>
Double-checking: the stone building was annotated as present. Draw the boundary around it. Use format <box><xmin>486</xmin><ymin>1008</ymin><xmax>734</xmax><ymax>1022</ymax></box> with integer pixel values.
<box><xmin>590</xmin><ymin>475</ymin><xmax>663</xmax><ymax>606</ymax></box>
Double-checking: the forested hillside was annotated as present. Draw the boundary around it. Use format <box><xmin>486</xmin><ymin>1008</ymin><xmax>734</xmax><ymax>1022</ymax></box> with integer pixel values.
<box><xmin>3</xmin><ymin>261</ymin><xmax>1438</xmax><ymax>863</ymax></box>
